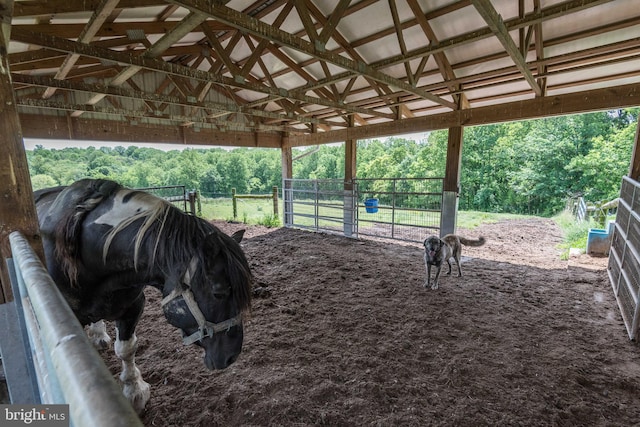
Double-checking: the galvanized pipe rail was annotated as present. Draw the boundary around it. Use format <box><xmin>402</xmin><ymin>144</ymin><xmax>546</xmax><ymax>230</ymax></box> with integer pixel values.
<box><xmin>8</xmin><ymin>231</ymin><xmax>142</xmax><ymax>427</ymax></box>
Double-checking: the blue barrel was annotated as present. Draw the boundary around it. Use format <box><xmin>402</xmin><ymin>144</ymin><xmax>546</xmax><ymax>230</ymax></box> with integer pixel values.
<box><xmin>364</xmin><ymin>198</ymin><xmax>379</xmax><ymax>213</ymax></box>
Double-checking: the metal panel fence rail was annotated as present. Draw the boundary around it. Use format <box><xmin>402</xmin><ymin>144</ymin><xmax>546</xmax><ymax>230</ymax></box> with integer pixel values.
<box><xmin>282</xmin><ymin>177</ymin><xmax>443</xmax><ymax>243</ymax></box>
<box><xmin>577</xmin><ymin>197</ymin><xmax>588</xmax><ymax>222</ymax></box>
<box><xmin>354</xmin><ymin>177</ymin><xmax>443</xmax><ymax>242</ymax></box>
<box><xmin>282</xmin><ymin>179</ymin><xmax>353</xmax><ymax>235</ymax></box>
<box><xmin>138</xmin><ymin>185</ymin><xmax>197</xmax><ymax>214</ymax></box>
<box><xmin>608</xmin><ymin>176</ymin><xmax>640</xmax><ymax>340</ymax></box>
<box><xmin>1</xmin><ymin>232</ymin><xmax>142</xmax><ymax>426</ymax></box>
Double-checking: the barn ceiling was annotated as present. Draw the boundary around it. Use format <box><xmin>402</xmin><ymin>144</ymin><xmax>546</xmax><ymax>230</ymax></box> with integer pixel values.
<box><xmin>7</xmin><ymin>0</ymin><xmax>640</xmax><ymax>148</ymax></box>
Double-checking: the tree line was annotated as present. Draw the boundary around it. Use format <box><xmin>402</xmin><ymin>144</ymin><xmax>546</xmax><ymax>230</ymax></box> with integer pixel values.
<box><xmin>27</xmin><ymin>108</ymin><xmax>638</xmax><ymax>216</ymax></box>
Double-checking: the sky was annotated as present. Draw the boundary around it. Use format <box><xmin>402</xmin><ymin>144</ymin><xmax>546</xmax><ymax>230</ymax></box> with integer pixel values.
<box><xmin>23</xmin><ymin>138</ymin><xmax>198</xmax><ymax>152</ymax></box>
<box><xmin>23</xmin><ymin>132</ymin><xmax>430</xmax><ymax>152</ymax></box>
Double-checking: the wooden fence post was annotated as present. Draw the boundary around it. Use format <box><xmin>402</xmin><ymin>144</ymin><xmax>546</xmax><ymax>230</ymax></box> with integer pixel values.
<box><xmin>188</xmin><ymin>191</ymin><xmax>197</xmax><ymax>215</ymax></box>
<box><xmin>232</xmin><ymin>188</ymin><xmax>237</xmax><ymax>219</ymax></box>
<box><xmin>272</xmin><ymin>186</ymin><xmax>279</xmax><ymax>217</ymax></box>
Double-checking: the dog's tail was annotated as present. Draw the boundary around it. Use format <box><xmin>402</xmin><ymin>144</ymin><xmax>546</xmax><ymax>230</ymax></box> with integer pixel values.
<box><xmin>459</xmin><ymin>236</ymin><xmax>486</xmax><ymax>247</ymax></box>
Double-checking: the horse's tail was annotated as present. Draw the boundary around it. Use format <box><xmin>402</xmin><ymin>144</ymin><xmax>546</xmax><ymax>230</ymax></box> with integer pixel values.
<box><xmin>54</xmin><ymin>179</ymin><xmax>121</xmax><ymax>286</ymax></box>
<box><xmin>458</xmin><ymin>236</ymin><xmax>486</xmax><ymax>247</ymax></box>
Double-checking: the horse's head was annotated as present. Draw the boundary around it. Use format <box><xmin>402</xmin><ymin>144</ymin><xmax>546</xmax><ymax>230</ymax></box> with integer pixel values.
<box><xmin>161</xmin><ymin>229</ymin><xmax>252</xmax><ymax>370</ymax></box>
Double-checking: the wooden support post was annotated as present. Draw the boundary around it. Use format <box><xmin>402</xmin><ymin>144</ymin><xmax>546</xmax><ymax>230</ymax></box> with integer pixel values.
<box><xmin>440</xmin><ymin>126</ymin><xmax>464</xmax><ymax>236</ymax></box>
<box><xmin>188</xmin><ymin>191</ymin><xmax>197</xmax><ymax>215</ymax></box>
<box><xmin>0</xmin><ymin>0</ymin><xmax>44</xmax><ymax>303</ymax></box>
<box><xmin>231</xmin><ymin>188</ymin><xmax>237</xmax><ymax>219</ymax></box>
<box><xmin>272</xmin><ymin>186</ymin><xmax>279</xmax><ymax>217</ymax></box>
<box><xmin>281</xmin><ymin>145</ymin><xmax>293</xmax><ymax>226</ymax></box>
<box><xmin>629</xmin><ymin>113</ymin><xmax>640</xmax><ymax>181</ymax></box>
<box><xmin>344</xmin><ymin>129</ymin><xmax>357</xmax><ymax>237</ymax></box>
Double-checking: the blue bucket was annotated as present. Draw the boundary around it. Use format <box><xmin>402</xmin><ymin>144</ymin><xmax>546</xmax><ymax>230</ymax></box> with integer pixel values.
<box><xmin>586</xmin><ymin>227</ymin><xmax>611</xmax><ymax>255</ymax></box>
<box><xmin>364</xmin><ymin>198</ymin><xmax>379</xmax><ymax>213</ymax></box>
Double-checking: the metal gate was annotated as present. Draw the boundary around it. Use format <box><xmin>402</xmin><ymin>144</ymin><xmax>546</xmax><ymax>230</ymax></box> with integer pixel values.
<box><xmin>282</xmin><ymin>179</ymin><xmax>352</xmax><ymax>235</ymax></box>
<box><xmin>283</xmin><ymin>178</ymin><xmax>443</xmax><ymax>243</ymax></box>
<box><xmin>609</xmin><ymin>176</ymin><xmax>640</xmax><ymax>340</ymax></box>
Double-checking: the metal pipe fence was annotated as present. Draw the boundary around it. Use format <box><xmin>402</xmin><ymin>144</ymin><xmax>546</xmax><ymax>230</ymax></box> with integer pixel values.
<box><xmin>282</xmin><ymin>179</ymin><xmax>350</xmax><ymax>234</ymax></box>
<box><xmin>354</xmin><ymin>177</ymin><xmax>443</xmax><ymax>242</ymax></box>
<box><xmin>137</xmin><ymin>185</ymin><xmax>197</xmax><ymax>214</ymax></box>
<box><xmin>2</xmin><ymin>232</ymin><xmax>142</xmax><ymax>426</ymax></box>
<box><xmin>283</xmin><ymin>177</ymin><xmax>443</xmax><ymax>243</ymax></box>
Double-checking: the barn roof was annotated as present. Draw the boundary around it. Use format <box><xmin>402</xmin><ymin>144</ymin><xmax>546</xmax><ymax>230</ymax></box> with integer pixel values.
<box><xmin>7</xmin><ymin>0</ymin><xmax>640</xmax><ymax>148</ymax></box>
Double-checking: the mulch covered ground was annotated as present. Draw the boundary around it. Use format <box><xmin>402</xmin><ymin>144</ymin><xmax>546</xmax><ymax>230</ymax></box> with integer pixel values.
<box><xmin>100</xmin><ymin>217</ymin><xmax>640</xmax><ymax>426</ymax></box>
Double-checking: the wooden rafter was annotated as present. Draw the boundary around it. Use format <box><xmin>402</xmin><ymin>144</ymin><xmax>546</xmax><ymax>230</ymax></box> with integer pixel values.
<box><xmin>167</xmin><ymin>0</ymin><xmax>458</xmax><ymax>109</ymax></box>
<box><xmin>12</xmin><ymin>73</ymin><xmax>329</xmax><ymax>127</ymax></box>
<box><xmin>2</xmin><ymin>0</ymin><xmax>636</xmax><ymax>143</ymax></box>
<box><xmin>75</xmin><ymin>10</ymin><xmax>209</xmax><ymax>116</ymax></box>
<box><xmin>316</xmin><ymin>0</ymin><xmax>351</xmax><ymax>45</ymax></box>
<box><xmin>470</xmin><ymin>0</ymin><xmax>542</xmax><ymax>96</ymax></box>
<box><xmin>41</xmin><ymin>0</ymin><xmax>121</xmax><ymax>99</ymax></box>
<box><xmin>10</xmin><ymin>28</ymin><xmax>395</xmax><ymax>121</ymax></box>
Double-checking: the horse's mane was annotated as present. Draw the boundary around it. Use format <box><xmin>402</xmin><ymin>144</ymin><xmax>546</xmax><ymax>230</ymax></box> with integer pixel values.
<box><xmin>103</xmin><ymin>190</ymin><xmax>252</xmax><ymax>312</ymax></box>
<box><xmin>53</xmin><ymin>179</ymin><xmax>122</xmax><ymax>286</ymax></box>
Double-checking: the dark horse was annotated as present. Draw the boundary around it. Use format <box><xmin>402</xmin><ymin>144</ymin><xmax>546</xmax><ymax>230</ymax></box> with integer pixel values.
<box><xmin>34</xmin><ymin>178</ymin><xmax>252</xmax><ymax>413</ymax></box>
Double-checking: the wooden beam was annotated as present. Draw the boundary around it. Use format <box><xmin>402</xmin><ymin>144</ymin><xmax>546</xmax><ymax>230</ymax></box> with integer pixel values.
<box><xmin>42</xmin><ymin>0</ymin><xmax>121</xmax><ymax>99</ymax></box>
<box><xmin>281</xmin><ymin>144</ymin><xmax>293</xmax><ymax>226</ymax></box>
<box><xmin>281</xmin><ymin>0</ymin><xmax>612</xmax><ymax>92</ymax></box>
<box><xmin>440</xmin><ymin>125</ymin><xmax>464</xmax><ymax>236</ymax></box>
<box><xmin>17</xmin><ymin>113</ymin><xmax>282</xmax><ymax>148</ymax></box>
<box><xmin>13</xmin><ymin>0</ymin><xmax>162</xmax><ymax>17</ymax></box>
<box><xmin>385</xmin><ymin>0</ymin><xmax>613</xmax><ymax>69</ymax></box>
<box><xmin>167</xmin><ymin>0</ymin><xmax>457</xmax><ymax>109</ymax></box>
<box><xmin>444</xmin><ymin>126</ymin><xmax>463</xmax><ymax>193</ymax></box>
<box><xmin>471</xmin><ymin>0</ymin><xmax>542</xmax><ymax>96</ymax></box>
<box><xmin>317</xmin><ymin>0</ymin><xmax>351</xmax><ymax>45</ymax></box>
<box><xmin>10</xmin><ymin>28</ymin><xmax>396</xmax><ymax>121</ymax></box>
<box><xmin>345</xmin><ymin>115</ymin><xmax>357</xmax><ymax>182</ymax></box>
<box><xmin>0</xmin><ymin>0</ymin><xmax>43</xmax><ymax>303</ymax></box>
<box><xmin>289</xmin><ymin>82</ymin><xmax>640</xmax><ymax>147</ymax></box>
<box><xmin>12</xmin><ymin>73</ymin><xmax>315</xmax><ymax>127</ymax></box>
<box><xmin>79</xmin><ymin>10</ymin><xmax>209</xmax><ymax>112</ymax></box>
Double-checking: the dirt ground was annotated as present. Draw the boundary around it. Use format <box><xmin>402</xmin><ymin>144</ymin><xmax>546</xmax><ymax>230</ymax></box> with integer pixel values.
<box><xmin>101</xmin><ymin>217</ymin><xmax>640</xmax><ymax>426</ymax></box>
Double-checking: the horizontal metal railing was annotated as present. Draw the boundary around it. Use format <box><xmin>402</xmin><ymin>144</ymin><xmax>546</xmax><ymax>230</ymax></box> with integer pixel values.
<box><xmin>7</xmin><ymin>232</ymin><xmax>142</xmax><ymax>426</ymax></box>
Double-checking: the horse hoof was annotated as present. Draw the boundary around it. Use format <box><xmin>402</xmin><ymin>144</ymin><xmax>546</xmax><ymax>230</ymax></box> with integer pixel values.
<box><xmin>86</xmin><ymin>323</ymin><xmax>112</xmax><ymax>350</ymax></box>
<box><xmin>94</xmin><ymin>338</ymin><xmax>111</xmax><ymax>350</ymax></box>
<box><xmin>123</xmin><ymin>380</ymin><xmax>151</xmax><ymax>414</ymax></box>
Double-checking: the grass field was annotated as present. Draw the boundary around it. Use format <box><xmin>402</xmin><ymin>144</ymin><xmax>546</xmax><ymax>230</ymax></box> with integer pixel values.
<box><xmin>200</xmin><ymin>197</ymin><xmax>281</xmax><ymax>226</ymax></box>
<box><xmin>200</xmin><ymin>197</ymin><xmax>592</xmax><ymax>258</ymax></box>
<box><xmin>200</xmin><ymin>197</ymin><xmax>537</xmax><ymax>232</ymax></box>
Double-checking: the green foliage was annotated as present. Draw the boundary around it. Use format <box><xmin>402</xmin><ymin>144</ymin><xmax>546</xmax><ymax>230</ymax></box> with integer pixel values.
<box><xmin>456</xmin><ymin>210</ymin><xmax>533</xmax><ymax>229</ymax></box>
<box><xmin>25</xmin><ymin>108</ymin><xmax>638</xmax><ymax>218</ymax></box>
<box><xmin>554</xmin><ymin>210</ymin><xmax>595</xmax><ymax>259</ymax></box>
<box><xmin>257</xmin><ymin>213</ymin><xmax>281</xmax><ymax>228</ymax></box>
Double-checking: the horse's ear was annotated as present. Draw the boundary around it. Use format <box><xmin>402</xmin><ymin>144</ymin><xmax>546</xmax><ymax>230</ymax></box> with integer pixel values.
<box><xmin>231</xmin><ymin>229</ymin><xmax>245</xmax><ymax>243</ymax></box>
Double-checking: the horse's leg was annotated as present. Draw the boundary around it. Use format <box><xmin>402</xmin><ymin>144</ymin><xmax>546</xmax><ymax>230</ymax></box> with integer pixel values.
<box><xmin>85</xmin><ymin>320</ymin><xmax>112</xmax><ymax>349</ymax></box>
<box><xmin>114</xmin><ymin>294</ymin><xmax>150</xmax><ymax>414</ymax></box>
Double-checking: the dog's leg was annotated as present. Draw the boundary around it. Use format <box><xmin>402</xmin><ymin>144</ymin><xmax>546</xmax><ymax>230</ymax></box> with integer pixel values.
<box><xmin>446</xmin><ymin>260</ymin><xmax>452</xmax><ymax>276</ymax></box>
<box><xmin>424</xmin><ymin>262</ymin><xmax>432</xmax><ymax>288</ymax></box>
<box><xmin>455</xmin><ymin>255</ymin><xmax>462</xmax><ymax>277</ymax></box>
<box><xmin>432</xmin><ymin>265</ymin><xmax>442</xmax><ymax>290</ymax></box>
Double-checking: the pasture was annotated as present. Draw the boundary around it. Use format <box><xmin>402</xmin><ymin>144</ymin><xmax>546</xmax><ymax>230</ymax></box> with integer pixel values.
<box><xmin>101</xmin><ymin>217</ymin><xmax>640</xmax><ymax>426</ymax></box>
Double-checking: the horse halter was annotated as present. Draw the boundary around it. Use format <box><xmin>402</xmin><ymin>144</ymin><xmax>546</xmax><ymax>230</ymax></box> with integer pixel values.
<box><xmin>161</xmin><ymin>256</ymin><xmax>242</xmax><ymax>345</ymax></box>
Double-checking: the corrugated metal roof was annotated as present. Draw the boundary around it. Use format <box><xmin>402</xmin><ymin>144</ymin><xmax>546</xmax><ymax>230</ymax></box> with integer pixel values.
<box><xmin>7</xmin><ymin>0</ymin><xmax>640</xmax><ymax>146</ymax></box>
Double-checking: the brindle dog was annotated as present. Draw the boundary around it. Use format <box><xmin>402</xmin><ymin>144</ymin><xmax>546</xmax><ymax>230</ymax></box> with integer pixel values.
<box><xmin>423</xmin><ymin>234</ymin><xmax>486</xmax><ymax>290</ymax></box>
